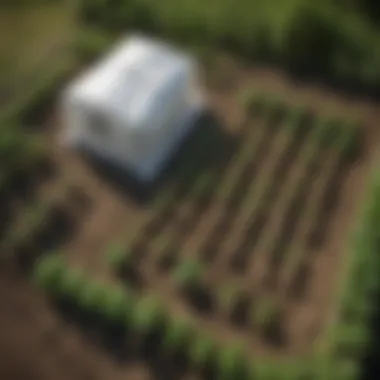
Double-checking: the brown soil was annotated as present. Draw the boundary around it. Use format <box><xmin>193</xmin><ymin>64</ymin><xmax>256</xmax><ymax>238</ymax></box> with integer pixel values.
<box><xmin>1</xmin><ymin>60</ymin><xmax>379</xmax><ymax>378</ymax></box>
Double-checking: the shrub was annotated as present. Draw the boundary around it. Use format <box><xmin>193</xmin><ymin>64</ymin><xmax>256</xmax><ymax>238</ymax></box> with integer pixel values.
<box><xmin>33</xmin><ymin>254</ymin><xmax>67</xmax><ymax>294</ymax></box>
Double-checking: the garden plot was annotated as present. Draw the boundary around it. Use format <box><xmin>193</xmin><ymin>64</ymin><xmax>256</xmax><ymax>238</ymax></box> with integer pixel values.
<box><xmin>2</xmin><ymin>61</ymin><xmax>378</xmax><ymax>380</ymax></box>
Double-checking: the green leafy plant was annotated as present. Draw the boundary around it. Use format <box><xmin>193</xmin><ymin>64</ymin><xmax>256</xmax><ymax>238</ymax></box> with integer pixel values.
<box><xmin>173</xmin><ymin>258</ymin><xmax>203</xmax><ymax>291</ymax></box>
<box><xmin>77</xmin><ymin>280</ymin><xmax>109</xmax><ymax>316</ymax></box>
<box><xmin>282</xmin><ymin>104</ymin><xmax>307</xmax><ymax>133</ymax></box>
<box><xmin>251</xmin><ymin>296</ymin><xmax>281</xmax><ymax>335</ymax></box>
<box><xmin>189</xmin><ymin>334</ymin><xmax>217</xmax><ymax>370</ymax></box>
<box><xmin>163</xmin><ymin>316</ymin><xmax>194</xmax><ymax>352</ymax></box>
<box><xmin>33</xmin><ymin>254</ymin><xmax>67</xmax><ymax>293</ymax></box>
<box><xmin>103</xmin><ymin>286</ymin><xmax>133</xmax><ymax>325</ymax></box>
<box><xmin>313</xmin><ymin>115</ymin><xmax>341</xmax><ymax>148</ymax></box>
<box><xmin>132</xmin><ymin>295</ymin><xmax>167</xmax><ymax>334</ymax></box>
<box><xmin>58</xmin><ymin>266</ymin><xmax>87</xmax><ymax>302</ymax></box>
<box><xmin>217</xmin><ymin>343</ymin><xmax>249</xmax><ymax>379</ymax></box>
<box><xmin>106</xmin><ymin>242</ymin><xmax>132</xmax><ymax>271</ymax></box>
<box><xmin>334</xmin><ymin>119</ymin><xmax>361</xmax><ymax>158</ymax></box>
<box><xmin>217</xmin><ymin>282</ymin><xmax>240</xmax><ymax>315</ymax></box>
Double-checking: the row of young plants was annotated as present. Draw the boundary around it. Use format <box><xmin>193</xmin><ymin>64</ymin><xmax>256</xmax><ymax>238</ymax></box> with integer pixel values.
<box><xmin>34</xmin><ymin>253</ymin><xmax>256</xmax><ymax>379</ymax></box>
<box><xmin>241</xmin><ymin>88</ymin><xmax>361</xmax><ymax>161</ymax></box>
<box><xmin>316</xmin><ymin>164</ymin><xmax>380</xmax><ymax>380</ymax></box>
<box><xmin>108</xmin><ymin>229</ymin><xmax>284</xmax><ymax>345</ymax></box>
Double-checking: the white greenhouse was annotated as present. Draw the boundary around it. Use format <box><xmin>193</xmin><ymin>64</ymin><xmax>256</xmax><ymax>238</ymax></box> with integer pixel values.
<box><xmin>61</xmin><ymin>35</ymin><xmax>204</xmax><ymax>183</ymax></box>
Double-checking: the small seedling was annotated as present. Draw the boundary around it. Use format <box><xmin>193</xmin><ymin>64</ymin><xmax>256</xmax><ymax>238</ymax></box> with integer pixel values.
<box><xmin>103</xmin><ymin>286</ymin><xmax>133</xmax><ymax>325</ymax></box>
<box><xmin>33</xmin><ymin>254</ymin><xmax>67</xmax><ymax>293</ymax></box>
<box><xmin>58</xmin><ymin>266</ymin><xmax>87</xmax><ymax>301</ymax></box>
<box><xmin>106</xmin><ymin>242</ymin><xmax>132</xmax><ymax>271</ymax></box>
<box><xmin>282</xmin><ymin>105</ymin><xmax>307</xmax><ymax>133</ymax></box>
<box><xmin>217</xmin><ymin>282</ymin><xmax>240</xmax><ymax>315</ymax></box>
<box><xmin>173</xmin><ymin>258</ymin><xmax>203</xmax><ymax>291</ymax></box>
<box><xmin>251</xmin><ymin>296</ymin><xmax>281</xmax><ymax>334</ymax></box>
<box><xmin>133</xmin><ymin>295</ymin><xmax>167</xmax><ymax>334</ymax></box>
<box><xmin>163</xmin><ymin>316</ymin><xmax>194</xmax><ymax>352</ymax></box>
<box><xmin>217</xmin><ymin>343</ymin><xmax>249</xmax><ymax>379</ymax></box>
<box><xmin>77</xmin><ymin>280</ymin><xmax>108</xmax><ymax>315</ymax></box>
<box><xmin>190</xmin><ymin>334</ymin><xmax>217</xmax><ymax>369</ymax></box>
<box><xmin>335</xmin><ymin>119</ymin><xmax>360</xmax><ymax>158</ymax></box>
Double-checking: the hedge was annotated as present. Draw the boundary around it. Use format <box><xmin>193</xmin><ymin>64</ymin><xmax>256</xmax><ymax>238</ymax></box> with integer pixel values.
<box><xmin>77</xmin><ymin>0</ymin><xmax>380</xmax><ymax>90</ymax></box>
<box><xmin>321</xmin><ymin>163</ymin><xmax>380</xmax><ymax>379</ymax></box>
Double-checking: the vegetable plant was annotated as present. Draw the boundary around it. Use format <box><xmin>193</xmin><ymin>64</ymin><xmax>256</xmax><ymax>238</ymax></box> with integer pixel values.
<box><xmin>162</xmin><ymin>316</ymin><xmax>194</xmax><ymax>353</ymax></box>
<box><xmin>77</xmin><ymin>280</ymin><xmax>109</xmax><ymax>317</ymax></box>
<box><xmin>217</xmin><ymin>343</ymin><xmax>250</xmax><ymax>380</ymax></box>
<box><xmin>173</xmin><ymin>258</ymin><xmax>203</xmax><ymax>292</ymax></box>
<box><xmin>33</xmin><ymin>254</ymin><xmax>67</xmax><ymax>294</ymax></box>
<box><xmin>103</xmin><ymin>286</ymin><xmax>134</xmax><ymax>326</ymax></box>
<box><xmin>189</xmin><ymin>334</ymin><xmax>217</xmax><ymax>371</ymax></box>
<box><xmin>217</xmin><ymin>282</ymin><xmax>240</xmax><ymax>316</ymax></box>
<box><xmin>106</xmin><ymin>241</ymin><xmax>132</xmax><ymax>272</ymax></box>
<box><xmin>132</xmin><ymin>295</ymin><xmax>167</xmax><ymax>335</ymax></box>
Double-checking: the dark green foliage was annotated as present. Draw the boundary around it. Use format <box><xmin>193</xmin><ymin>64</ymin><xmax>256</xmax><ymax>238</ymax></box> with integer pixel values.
<box><xmin>73</xmin><ymin>29</ymin><xmax>114</xmax><ymax>64</ymax></box>
<box><xmin>163</xmin><ymin>316</ymin><xmax>194</xmax><ymax>352</ymax></box>
<box><xmin>58</xmin><ymin>267</ymin><xmax>87</xmax><ymax>301</ymax></box>
<box><xmin>103</xmin><ymin>286</ymin><xmax>133</xmax><ymax>324</ymax></box>
<box><xmin>33</xmin><ymin>254</ymin><xmax>67</xmax><ymax>293</ymax></box>
<box><xmin>329</xmin><ymin>168</ymin><xmax>380</xmax><ymax>377</ymax></box>
<box><xmin>77</xmin><ymin>280</ymin><xmax>108</xmax><ymax>315</ymax></box>
<box><xmin>133</xmin><ymin>296</ymin><xmax>167</xmax><ymax>334</ymax></box>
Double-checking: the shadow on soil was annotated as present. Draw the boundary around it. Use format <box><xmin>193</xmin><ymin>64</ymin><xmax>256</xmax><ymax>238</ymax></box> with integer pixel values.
<box><xmin>81</xmin><ymin>110</ymin><xmax>240</xmax><ymax>206</ymax></box>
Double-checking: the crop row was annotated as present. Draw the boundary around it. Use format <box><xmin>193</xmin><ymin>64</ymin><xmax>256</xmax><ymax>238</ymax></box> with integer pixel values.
<box><xmin>241</xmin><ymin>88</ymin><xmax>361</xmax><ymax>161</ymax></box>
<box><xmin>34</xmin><ymin>254</ymin><xmax>255</xmax><ymax>379</ymax></box>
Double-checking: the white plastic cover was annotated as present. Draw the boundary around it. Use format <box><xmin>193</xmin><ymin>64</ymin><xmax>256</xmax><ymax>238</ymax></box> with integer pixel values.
<box><xmin>62</xmin><ymin>34</ymin><xmax>204</xmax><ymax>182</ymax></box>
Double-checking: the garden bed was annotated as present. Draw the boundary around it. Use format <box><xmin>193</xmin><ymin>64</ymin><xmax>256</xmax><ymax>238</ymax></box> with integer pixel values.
<box><xmin>1</xmin><ymin>53</ymin><xmax>379</xmax><ymax>379</ymax></box>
